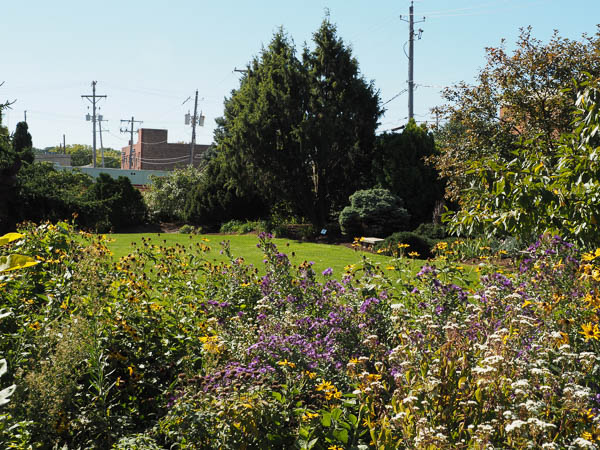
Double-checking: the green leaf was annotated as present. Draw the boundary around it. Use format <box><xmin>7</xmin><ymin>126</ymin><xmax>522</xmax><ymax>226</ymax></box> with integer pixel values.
<box><xmin>475</xmin><ymin>387</ymin><xmax>482</xmax><ymax>404</ymax></box>
<box><xmin>0</xmin><ymin>254</ymin><xmax>40</xmax><ymax>273</ymax></box>
<box><xmin>307</xmin><ymin>438</ymin><xmax>319</xmax><ymax>449</ymax></box>
<box><xmin>333</xmin><ymin>428</ymin><xmax>349</xmax><ymax>444</ymax></box>
<box><xmin>321</xmin><ymin>411</ymin><xmax>332</xmax><ymax>427</ymax></box>
<box><xmin>0</xmin><ymin>233</ymin><xmax>24</xmax><ymax>246</ymax></box>
<box><xmin>331</xmin><ymin>407</ymin><xmax>342</xmax><ymax>421</ymax></box>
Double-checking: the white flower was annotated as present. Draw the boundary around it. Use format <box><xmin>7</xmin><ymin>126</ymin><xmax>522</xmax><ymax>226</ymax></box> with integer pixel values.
<box><xmin>482</xmin><ymin>355</ymin><xmax>504</xmax><ymax>365</ymax></box>
<box><xmin>572</xmin><ymin>437</ymin><xmax>595</xmax><ymax>449</ymax></box>
<box><xmin>526</xmin><ymin>418</ymin><xmax>556</xmax><ymax>430</ymax></box>
<box><xmin>473</xmin><ymin>366</ymin><xmax>496</xmax><ymax>374</ymax></box>
<box><xmin>505</xmin><ymin>419</ymin><xmax>527</xmax><ymax>433</ymax></box>
<box><xmin>511</xmin><ymin>379</ymin><xmax>530</xmax><ymax>389</ymax></box>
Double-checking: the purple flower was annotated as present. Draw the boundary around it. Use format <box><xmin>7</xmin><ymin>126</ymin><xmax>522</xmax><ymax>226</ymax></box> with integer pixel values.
<box><xmin>322</xmin><ymin>267</ymin><xmax>333</xmax><ymax>276</ymax></box>
<box><xmin>360</xmin><ymin>297</ymin><xmax>380</xmax><ymax>313</ymax></box>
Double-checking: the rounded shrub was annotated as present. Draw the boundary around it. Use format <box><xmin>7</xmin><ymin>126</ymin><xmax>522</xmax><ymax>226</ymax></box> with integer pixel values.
<box><xmin>339</xmin><ymin>188</ymin><xmax>410</xmax><ymax>238</ymax></box>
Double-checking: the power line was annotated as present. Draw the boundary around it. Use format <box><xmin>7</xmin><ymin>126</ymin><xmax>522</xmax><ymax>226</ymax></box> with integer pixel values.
<box><xmin>382</xmin><ymin>88</ymin><xmax>409</xmax><ymax>106</ymax></box>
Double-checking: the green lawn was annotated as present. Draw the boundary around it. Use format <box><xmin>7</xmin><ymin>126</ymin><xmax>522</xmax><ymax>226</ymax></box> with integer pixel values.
<box><xmin>105</xmin><ymin>232</ymin><xmax>425</xmax><ymax>278</ymax></box>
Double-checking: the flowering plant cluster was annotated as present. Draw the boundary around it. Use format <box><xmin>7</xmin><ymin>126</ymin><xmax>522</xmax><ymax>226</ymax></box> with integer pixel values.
<box><xmin>0</xmin><ymin>225</ymin><xmax>599</xmax><ymax>448</ymax></box>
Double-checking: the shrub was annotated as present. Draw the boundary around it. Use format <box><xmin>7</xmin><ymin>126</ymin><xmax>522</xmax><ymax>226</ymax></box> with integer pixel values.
<box><xmin>89</xmin><ymin>174</ymin><xmax>147</xmax><ymax>231</ymax></box>
<box><xmin>144</xmin><ymin>165</ymin><xmax>204</xmax><ymax>222</ymax></box>
<box><xmin>219</xmin><ymin>220</ymin><xmax>267</xmax><ymax>234</ymax></box>
<box><xmin>375</xmin><ymin>231</ymin><xmax>434</xmax><ymax>258</ymax></box>
<box><xmin>178</xmin><ymin>224</ymin><xmax>201</xmax><ymax>234</ymax></box>
<box><xmin>271</xmin><ymin>223</ymin><xmax>316</xmax><ymax>241</ymax></box>
<box><xmin>183</xmin><ymin>155</ymin><xmax>269</xmax><ymax>227</ymax></box>
<box><xmin>339</xmin><ymin>188</ymin><xmax>410</xmax><ymax>238</ymax></box>
<box><xmin>413</xmin><ymin>222</ymin><xmax>448</xmax><ymax>240</ymax></box>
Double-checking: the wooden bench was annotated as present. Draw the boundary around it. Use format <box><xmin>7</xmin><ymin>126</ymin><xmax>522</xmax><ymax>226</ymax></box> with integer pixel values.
<box><xmin>360</xmin><ymin>237</ymin><xmax>384</xmax><ymax>250</ymax></box>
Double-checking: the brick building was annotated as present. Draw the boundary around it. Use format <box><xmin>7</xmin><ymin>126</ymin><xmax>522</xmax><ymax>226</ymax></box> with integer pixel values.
<box><xmin>121</xmin><ymin>128</ymin><xmax>210</xmax><ymax>170</ymax></box>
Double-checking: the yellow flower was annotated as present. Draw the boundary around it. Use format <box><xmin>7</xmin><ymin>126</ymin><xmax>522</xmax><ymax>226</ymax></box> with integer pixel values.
<box><xmin>397</xmin><ymin>243</ymin><xmax>410</xmax><ymax>249</ymax></box>
<box><xmin>277</xmin><ymin>359</ymin><xmax>296</xmax><ymax>369</ymax></box>
<box><xmin>408</xmin><ymin>251</ymin><xmax>420</xmax><ymax>257</ymax></box>
<box><xmin>316</xmin><ymin>380</ymin><xmax>333</xmax><ymax>392</ymax></box>
<box><xmin>328</xmin><ymin>445</ymin><xmax>343</xmax><ymax>450</ymax></box>
<box><xmin>304</xmin><ymin>370</ymin><xmax>316</xmax><ymax>379</ymax></box>
<box><xmin>302</xmin><ymin>411</ymin><xmax>319</xmax><ymax>421</ymax></box>
<box><xmin>29</xmin><ymin>321</ymin><xmax>41</xmax><ymax>330</ymax></box>
<box><xmin>435</xmin><ymin>242</ymin><xmax>448</xmax><ymax>251</ymax></box>
<box><xmin>584</xmin><ymin>293</ymin><xmax>600</xmax><ymax>311</ymax></box>
<box><xmin>386</xmin><ymin>266</ymin><xmax>396</xmax><ymax>270</ymax></box>
<box><xmin>580</xmin><ymin>322</ymin><xmax>600</xmax><ymax>341</ymax></box>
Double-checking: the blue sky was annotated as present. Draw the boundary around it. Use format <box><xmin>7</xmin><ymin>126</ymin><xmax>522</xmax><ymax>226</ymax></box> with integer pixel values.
<box><xmin>1</xmin><ymin>0</ymin><xmax>599</xmax><ymax>150</ymax></box>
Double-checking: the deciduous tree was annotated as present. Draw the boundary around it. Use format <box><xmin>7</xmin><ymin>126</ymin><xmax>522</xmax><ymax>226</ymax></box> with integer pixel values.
<box><xmin>431</xmin><ymin>27</ymin><xmax>600</xmax><ymax>202</ymax></box>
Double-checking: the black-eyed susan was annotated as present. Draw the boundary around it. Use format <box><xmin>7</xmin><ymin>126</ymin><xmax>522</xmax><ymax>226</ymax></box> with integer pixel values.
<box><xmin>580</xmin><ymin>322</ymin><xmax>600</xmax><ymax>341</ymax></box>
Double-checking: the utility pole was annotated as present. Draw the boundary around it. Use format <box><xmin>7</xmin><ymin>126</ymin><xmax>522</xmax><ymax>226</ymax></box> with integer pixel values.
<box><xmin>120</xmin><ymin>117</ymin><xmax>142</xmax><ymax>169</ymax></box>
<box><xmin>24</xmin><ymin>110</ymin><xmax>27</xmax><ymax>123</ymax></box>
<box><xmin>190</xmin><ymin>90</ymin><xmax>198</xmax><ymax>165</ymax></box>
<box><xmin>81</xmin><ymin>81</ymin><xmax>107</xmax><ymax>168</ymax></box>
<box><xmin>97</xmin><ymin>116</ymin><xmax>108</xmax><ymax>167</ymax></box>
<box><xmin>185</xmin><ymin>90</ymin><xmax>205</xmax><ymax>165</ymax></box>
<box><xmin>400</xmin><ymin>1</ymin><xmax>425</xmax><ymax>121</ymax></box>
<box><xmin>63</xmin><ymin>134</ymin><xmax>66</xmax><ymax>154</ymax></box>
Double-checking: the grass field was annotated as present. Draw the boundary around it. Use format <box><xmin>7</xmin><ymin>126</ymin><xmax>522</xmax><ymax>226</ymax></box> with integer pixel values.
<box><xmin>105</xmin><ymin>232</ymin><xmax>427</xmax><ymax>278</ymax></box>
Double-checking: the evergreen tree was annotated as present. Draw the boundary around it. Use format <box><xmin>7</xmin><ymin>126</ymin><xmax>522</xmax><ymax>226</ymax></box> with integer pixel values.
<box><xmin>12</xmin><ymin>121</ymin><xmax>34</xmax><ymax>165</ymax></box>
<box><xmin>373</xmin><ymin>120</ymin><xmax>445</xmax><ymax>227</ymax></box>
<box><xmin>213</xmin><ymin>21</ymin><xmax>382</xmax><ymax>229</ymax></box>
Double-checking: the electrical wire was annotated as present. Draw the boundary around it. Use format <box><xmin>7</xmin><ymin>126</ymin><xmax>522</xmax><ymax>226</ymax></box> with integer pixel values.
<box><xmin>382</xmin><ymin>88</ymin><xmax>409</xmax><ymax>106</ymax></box>
<box><xmin>140</xmin><ymin>155</ymin><xmax>191</xmax><ymax>162</ymax></box>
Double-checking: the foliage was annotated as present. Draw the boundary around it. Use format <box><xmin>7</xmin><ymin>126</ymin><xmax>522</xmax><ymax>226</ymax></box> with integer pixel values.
<box><xmin>183</xmin><ymin>153</ymin><xmax>269</xmax><ymax>229</ymax></box>
<box><xmin>412</xmin><ymin>222</ymin><xmax>448</xmax><ymax>241</ymax></box>
<box><xmin>48</xmin><ymin>144</ymin><xmax>122</xmax><ymax>168</ymax></box>
<box><xmin>431</xmin><ymin>27</ymin><xmax>600</xmax><ymax>202</ymax></box>
<box><xmin>1</xmin><ymin>222</ymin><xmax>600</xmax><ymax>447</ymax></box>
<box><xmin>178</xmin><ymin>224</ymin><xmax>201</xmax><ymax>234</ymax></box>
<box><xmin>88</xmin><ymin>173</ymin><xmax>147</xmax><ymax>232</ymax></box>
<box><xmin>16</xmin><ymin>164</ymin><xmax>146</xmax><ymax>232</ymax></box>
<box><xmin>214</xmin><ymin>21</ymin><xmax>382</xmax><ymax>229</ymax></box>
<box><xmin>15</xmin><ymin>163</ymin><xmax>96</xmax><ymax>227</ymax></box>
<box><xmin>339</xmin><ymin>188</ymin><xmax>410</xmax><ymax>238</ymax></box>
<box><xmin>374</xmin><ymin>231</ymin><xmax>435</xmax><ymax>259</ymax></box>
<box><xmin>144</xmin><ymin>165</ymin><xmax>205</xmax><ymax>222</ymax></box>
<box><xmin>0</xmin><ymin>119</ymin><xmax>22</xmax><ymax>233</ymax></box>
<box><xmin>448</xmin><ymin>75</ymin><xmax>600</xmax><ymax>248</ymax></box>
<box><xmin>219</xmin><ymin>219</ymin><xmax>268</xmax><ymax>234</ymax></box>
<box><xmin>373</xmin><ymin>120</ymin><xmax>445</xmax><ymax>227</ymax></box>
<box><xmin>11</xmin><ymin>122</ymin><xmax>33</xmax><ymax>165</ymax></box>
